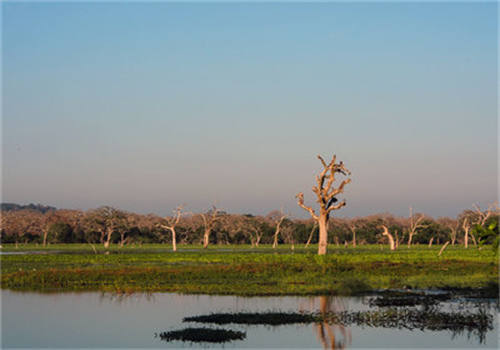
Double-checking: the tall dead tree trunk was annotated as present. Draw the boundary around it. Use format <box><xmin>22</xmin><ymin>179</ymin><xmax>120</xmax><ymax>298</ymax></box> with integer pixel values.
<box><xmin>438</xmin><ymin>241</ymin><xmax>450</xmax><ymax>256</ymax></box>
<box><xmin>381</xmin><ymin>225</ymin><xmax>395</xmax><ymax>251</ymax></box>
<box><xmin>161</xmin><ymin>206</ymin><xmax>183</xmax><ymax>252</ymax></box>
<box><xmin>103</xmin><ymin>227</ymin><xmax>113</xmax><ymax>249</ymax></box>
<box><xmin>305</xmin><ymin>222</ymin><xmax>318</xmax><ymax>248</ymax></box>
<box><xmin>296</xmin><ymin>154</ymin><xmax>351</xmax><ymax>255</ymax></box>
<box><xmin>463</xmin><ymin>218</ymin><xmax>470</xmax><ymax>249</ymax></box>
<box><xmin>349</xmin><ymin>225</ymin><xmax>357</xmax><ymax>248</ymax></box>
<box><xmin>42</xmin><ymin>228</ymin><xmax>49</xmax><ymax>247</ymax></box>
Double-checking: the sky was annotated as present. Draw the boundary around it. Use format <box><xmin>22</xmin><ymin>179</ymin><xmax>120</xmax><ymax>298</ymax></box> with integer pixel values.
<box><xmin>2</xmin><ymin>2</ymin><xmax>498</xmax><ymax>218</ymax></box>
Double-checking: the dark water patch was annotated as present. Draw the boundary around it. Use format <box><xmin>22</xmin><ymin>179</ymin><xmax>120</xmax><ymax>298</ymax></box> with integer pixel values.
<box><xmin>156</xmin><ymin>327</ymin><xmax>246</xmax><ymax>343</ymax></box>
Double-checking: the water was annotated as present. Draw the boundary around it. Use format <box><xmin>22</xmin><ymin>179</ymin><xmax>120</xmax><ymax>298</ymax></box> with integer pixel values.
<box><xmin>1</xmin><ymin>291</ymin><xmax>497</xmax><ymax>348</ymax></box>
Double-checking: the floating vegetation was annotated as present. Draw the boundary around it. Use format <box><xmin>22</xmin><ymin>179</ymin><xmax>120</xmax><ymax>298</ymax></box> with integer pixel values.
<box><xmin>331</xmin><ymin>308</ymin><xmax>493</xmax><ymax>343</ymax></box>
<box><xmin>184</xmin><ymin>308</ymin><xmax>493</xmax><ymax>343</ymax></box>
<box><xmin>156</xmin><ymin>327</ymin><xmax>246</xmax><ymax>343</ymax></box>
<box><xmin>184</xmin><ymin>312</ymin><xmax>319</xmax><ymax>325</ymax></box>
<box><xmin>368</xmin><ymin>293</ymin><xmax>452</xmax><ymax>307</ymax></box>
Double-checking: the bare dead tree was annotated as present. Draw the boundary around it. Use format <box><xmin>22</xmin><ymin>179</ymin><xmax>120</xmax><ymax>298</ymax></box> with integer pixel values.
<box><xmin>461</xmin><ymin>216</ymin><xmax>471</xmax><ymax>248</ymax></box>
<box><xmin>394</xmin><ymin>229</ymin><xmax>404</xmax><ymax>249</ymax></box>
<box><xmin>407</xmin><ymin>207</ymin><xmax>426</xmax><ymax>247</ymax></box>
<box><xmin>438</xmin><ymin>217</ymin><xmax>459</xmax><ymax>246</ymax></box>
<box><xmin>200</xmin><ymin>205</ymin><xmax>221</xmax><ymax>248</ymax></box>
<box><xmin>296</xmin><ymin>155</ymin><xmax>351</xmax><ymax>255</ymax></box>
<box><xmin>246</xmin><ymin>216</ymin><xmax>266</xmax><ymax>248</ymax></box>
<box><xmin>160</xmin><ymin>205</ymin><xmax>184</xmax><ymax>252</ymax></box>
<box><xmin>438</xmin><ymin>241</ymin><xmax>450</xmax><ymax>257</ymax></box>
<box><xmin>268</xmin><ymin>209</ymin><xmax>287</xmax><ymax>249</ymax></box>
<box><xmin>473</xmin><ymin>203</ymin><xmax>497</xmax><ymax>227</ymax></box>
<box><xmin>84</xmin><ymin>207</ymin><xmax>127</xmax><ymax>249</ymax></box>
<box><xmin>381</xmin><ymin>225</ymin><xmax>395</xmax><ymax>251</ymax></box>
<box><xmin>280</xmin><ymin>223</ymin><xmax>296</xmax><ymax>251</ymax></box>
<box><xmin>305</xmin><ymin>221</ymin><xmax>318</xmax><ymax>248</ymax></box>
<box><xmin>348</xmin><ymin>218</ymin><xmax>364</xmax><ymax>248</ymax></box>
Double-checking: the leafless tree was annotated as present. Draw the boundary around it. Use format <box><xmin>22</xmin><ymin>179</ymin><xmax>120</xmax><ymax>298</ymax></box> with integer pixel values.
<box><xmin>458</xmin><ymin>210</ymin><xmax>478</xmax><ymax>248</ymax></box>
<box><xmin>244</xmin><ymin>215</ymin><xmax>266</xmax><ymax>248</ymax></box>
<box><xmin>280</xmin><ymin>222</ymin><xmax>296</xmax><ymax>251</ymax></box>
<box><xmin>438</xmin><ymin>217</ymin><xmax>459</xmax><ymax>246</ymax></box>
<box><xmin>84</xmin><ymin>206</ymin><xmax>127</xmax><ymax>249</ymax></box>
<box><xmin>473</xmin><ymin>203</ymin><xmax>498</xmax><ymax>227</ymax></box>
<box><xmin>200</xmin><ymin>205</ymin><xmax>222</xmax><ymax>248</ymax></box>
<box><xmin>347</xmin><ymin>217</ymin><xmax>365</xmax><ymax>248</ymax></box>
<box><xmin>268</xmin><ymin>209</ymin><xmax>287</xmax><ymax>249</ymax></box>
<box><xmin>160</xmin><ymin>206</ymin><xmax>184</xmax><ymax>252</ymax></box>
<box><xmin>381</xmin><ymin>225</ymin><xmax>395</xmax><ymax>250</ymax></box>
<box><xmin>296</xmin><ymin>155</ymin><xmax>351</xmax><ymax>255</ymax></box>
<box><xmin>438</xmin><ymin>241</ymin><xmax>450</xmax><ymax>257</ymax></box>
<box><xmin>407</xmin><ymin>207</ymin><xmax>426</xmax><ymax>247</ymax></box>
<box><xmin>305</xmin><ymin>221</ymin><xmax>318</xmax><ymax>248</ymax></box>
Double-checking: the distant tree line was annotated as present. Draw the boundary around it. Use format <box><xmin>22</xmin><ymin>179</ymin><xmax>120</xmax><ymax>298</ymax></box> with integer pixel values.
<box><xmin>1</xmin><ymin>203</ymin><xmax>498</xmax><ymax>249</ymax></box>
<box><xmin>1</xmin><ymin>202</ymin><xmax>56</xmax><ymax>214</ymax></box>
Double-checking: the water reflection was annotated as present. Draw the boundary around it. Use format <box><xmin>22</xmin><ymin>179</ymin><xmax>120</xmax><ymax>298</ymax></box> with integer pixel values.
<box><xmin>298</xmin><ymin>296</ymin><xmax>352</xmax><ymax>349</ymax></box>
<box><xmin>315</xmin><ymin>296</ymin><xmax>351</xmax><ymax>350</ymax></box>
<box><xmin>2</xmin><ymin>290</ymin><xmax>497</xmax><ymax>348</ymax></box>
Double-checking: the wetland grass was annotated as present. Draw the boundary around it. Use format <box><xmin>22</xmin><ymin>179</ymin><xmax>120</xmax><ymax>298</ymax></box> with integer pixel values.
<box><xmin>1</xmin><ymin>244</ymin><xmax>498</xmax><ymax>295</ymax></box>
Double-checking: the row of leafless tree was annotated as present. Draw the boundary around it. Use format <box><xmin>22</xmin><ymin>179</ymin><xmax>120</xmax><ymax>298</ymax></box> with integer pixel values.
<box><xmin>1</xmin><ymin>203</ymin><xmax>497</xmax><ymax>250</ymax></box>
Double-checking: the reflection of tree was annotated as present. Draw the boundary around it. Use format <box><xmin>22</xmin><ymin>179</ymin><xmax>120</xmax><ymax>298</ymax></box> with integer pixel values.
<box><xmin>300</xmin><ymin>296</ymin><xmax>352</xmax><ymax>349</ymax></box>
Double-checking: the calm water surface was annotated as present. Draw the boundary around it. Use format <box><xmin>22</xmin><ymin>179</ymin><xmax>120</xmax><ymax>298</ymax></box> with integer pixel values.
<box><xmin>1</xmin><ymin>291</ymin><xmax>497</xmax><ymax>348</ymax></box>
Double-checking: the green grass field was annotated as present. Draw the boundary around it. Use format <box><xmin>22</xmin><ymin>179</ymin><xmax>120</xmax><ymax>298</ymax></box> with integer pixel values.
<box><xmin>1</xmin><ymin>244</ymin><xmax>498</xmax><ymax>296</ymax></box>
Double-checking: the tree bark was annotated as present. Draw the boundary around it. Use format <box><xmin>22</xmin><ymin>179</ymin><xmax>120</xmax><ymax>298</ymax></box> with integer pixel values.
<box><xmin>407</xmin><ymin>232</ymin><xmax>413</xmax><ymax>247</ymax></box>
<box><xmin>272</xmin><ymin>215</ymin><xmax>286</xmax><ymax>249</ymax></box>
<box><xmin>170</xmin><ymin>228</ymin><xmax>177</xmax><ymax>252</ymax></box>
<box><xmin>318</xmin><ymin>214</ymin><xmax>328</xmax><ymax>255</ymax></box>
<box><xmin>381</xmin><ymin>225</ymin><xmax>395</xmax><ymax>251</ymax></box>
<box><xmin>428</xmin><ymin>237</ymin><xmax>434</xmax><ymax>247</ymax></box>
<box><xmin>464</xmin><ymin>224</ymin><xmax>469</xmax><ymax>249</ymax></box>
<box><xmin>42</xmin><ymin>229</ymin><xmax>48</xmax><ymax>247</ymax></box>
<box><xmin>104</xmin><ymin>227</ymin><xmax>113</xmax><ymax>249</ymax></box>
<box><xmin>305</xmin><ymin>223</ymin><xmax>317</xmax><ymax>248</ymax></box>
<box><xmin>350</xmin><ymin>227</ymin><xmax>357</xmax><ymax>248</ymax></box>
<box><xmin>203</xmin><ymin>229</ymin><xmax>210</xmax><ymax>248</ymax></box>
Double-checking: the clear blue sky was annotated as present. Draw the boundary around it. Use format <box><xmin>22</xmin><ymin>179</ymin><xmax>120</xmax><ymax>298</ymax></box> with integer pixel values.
<box><xmin>2</xmin><ymin>2</ymin><xmax>497</xmax><ymax>218</ymax></box>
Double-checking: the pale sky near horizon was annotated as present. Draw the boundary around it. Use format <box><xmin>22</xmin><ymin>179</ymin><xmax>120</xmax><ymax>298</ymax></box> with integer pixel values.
<box><xmin>2</xmin><ymin>2</ymin><xmax>498</xmax><ymax>218</ymax></box>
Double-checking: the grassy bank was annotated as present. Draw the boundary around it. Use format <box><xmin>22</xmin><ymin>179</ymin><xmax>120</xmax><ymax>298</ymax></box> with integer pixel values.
<box><xmin>1</xmin><ymin>244</ymin><xmax>498</xmax><ymax>296</ymax></box>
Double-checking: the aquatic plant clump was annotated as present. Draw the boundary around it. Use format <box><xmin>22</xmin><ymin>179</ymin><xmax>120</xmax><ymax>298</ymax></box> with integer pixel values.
<box><xmin>368</xmin><ymin>294</ymin><xmax>452</xmax><ymax>307</ymax></box>
<box><xmin>183</xmin><ymin>308</ymin><xmax>493</xmax><ymax>342</ymax></box>
<box><xmin>184</xmin><ymin>312</ymin><xmax>319</xmax><ymax>325</ymax></box>
<box><xmin>157</xmin><ymin>327</ymin><xmax>246</xmax><ymax>343</ymax></box>
<box><xmin>330</xmin><ymin>309</ymin><xmax>493</xmax><ymax>343</ymax></box>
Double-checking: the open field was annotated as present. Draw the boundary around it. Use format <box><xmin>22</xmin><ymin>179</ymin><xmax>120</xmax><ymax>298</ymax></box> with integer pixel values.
<box><xmin>1</xmin><ymin>244</ymin><xmax>498</xmax><ymax>296</ymax></box>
